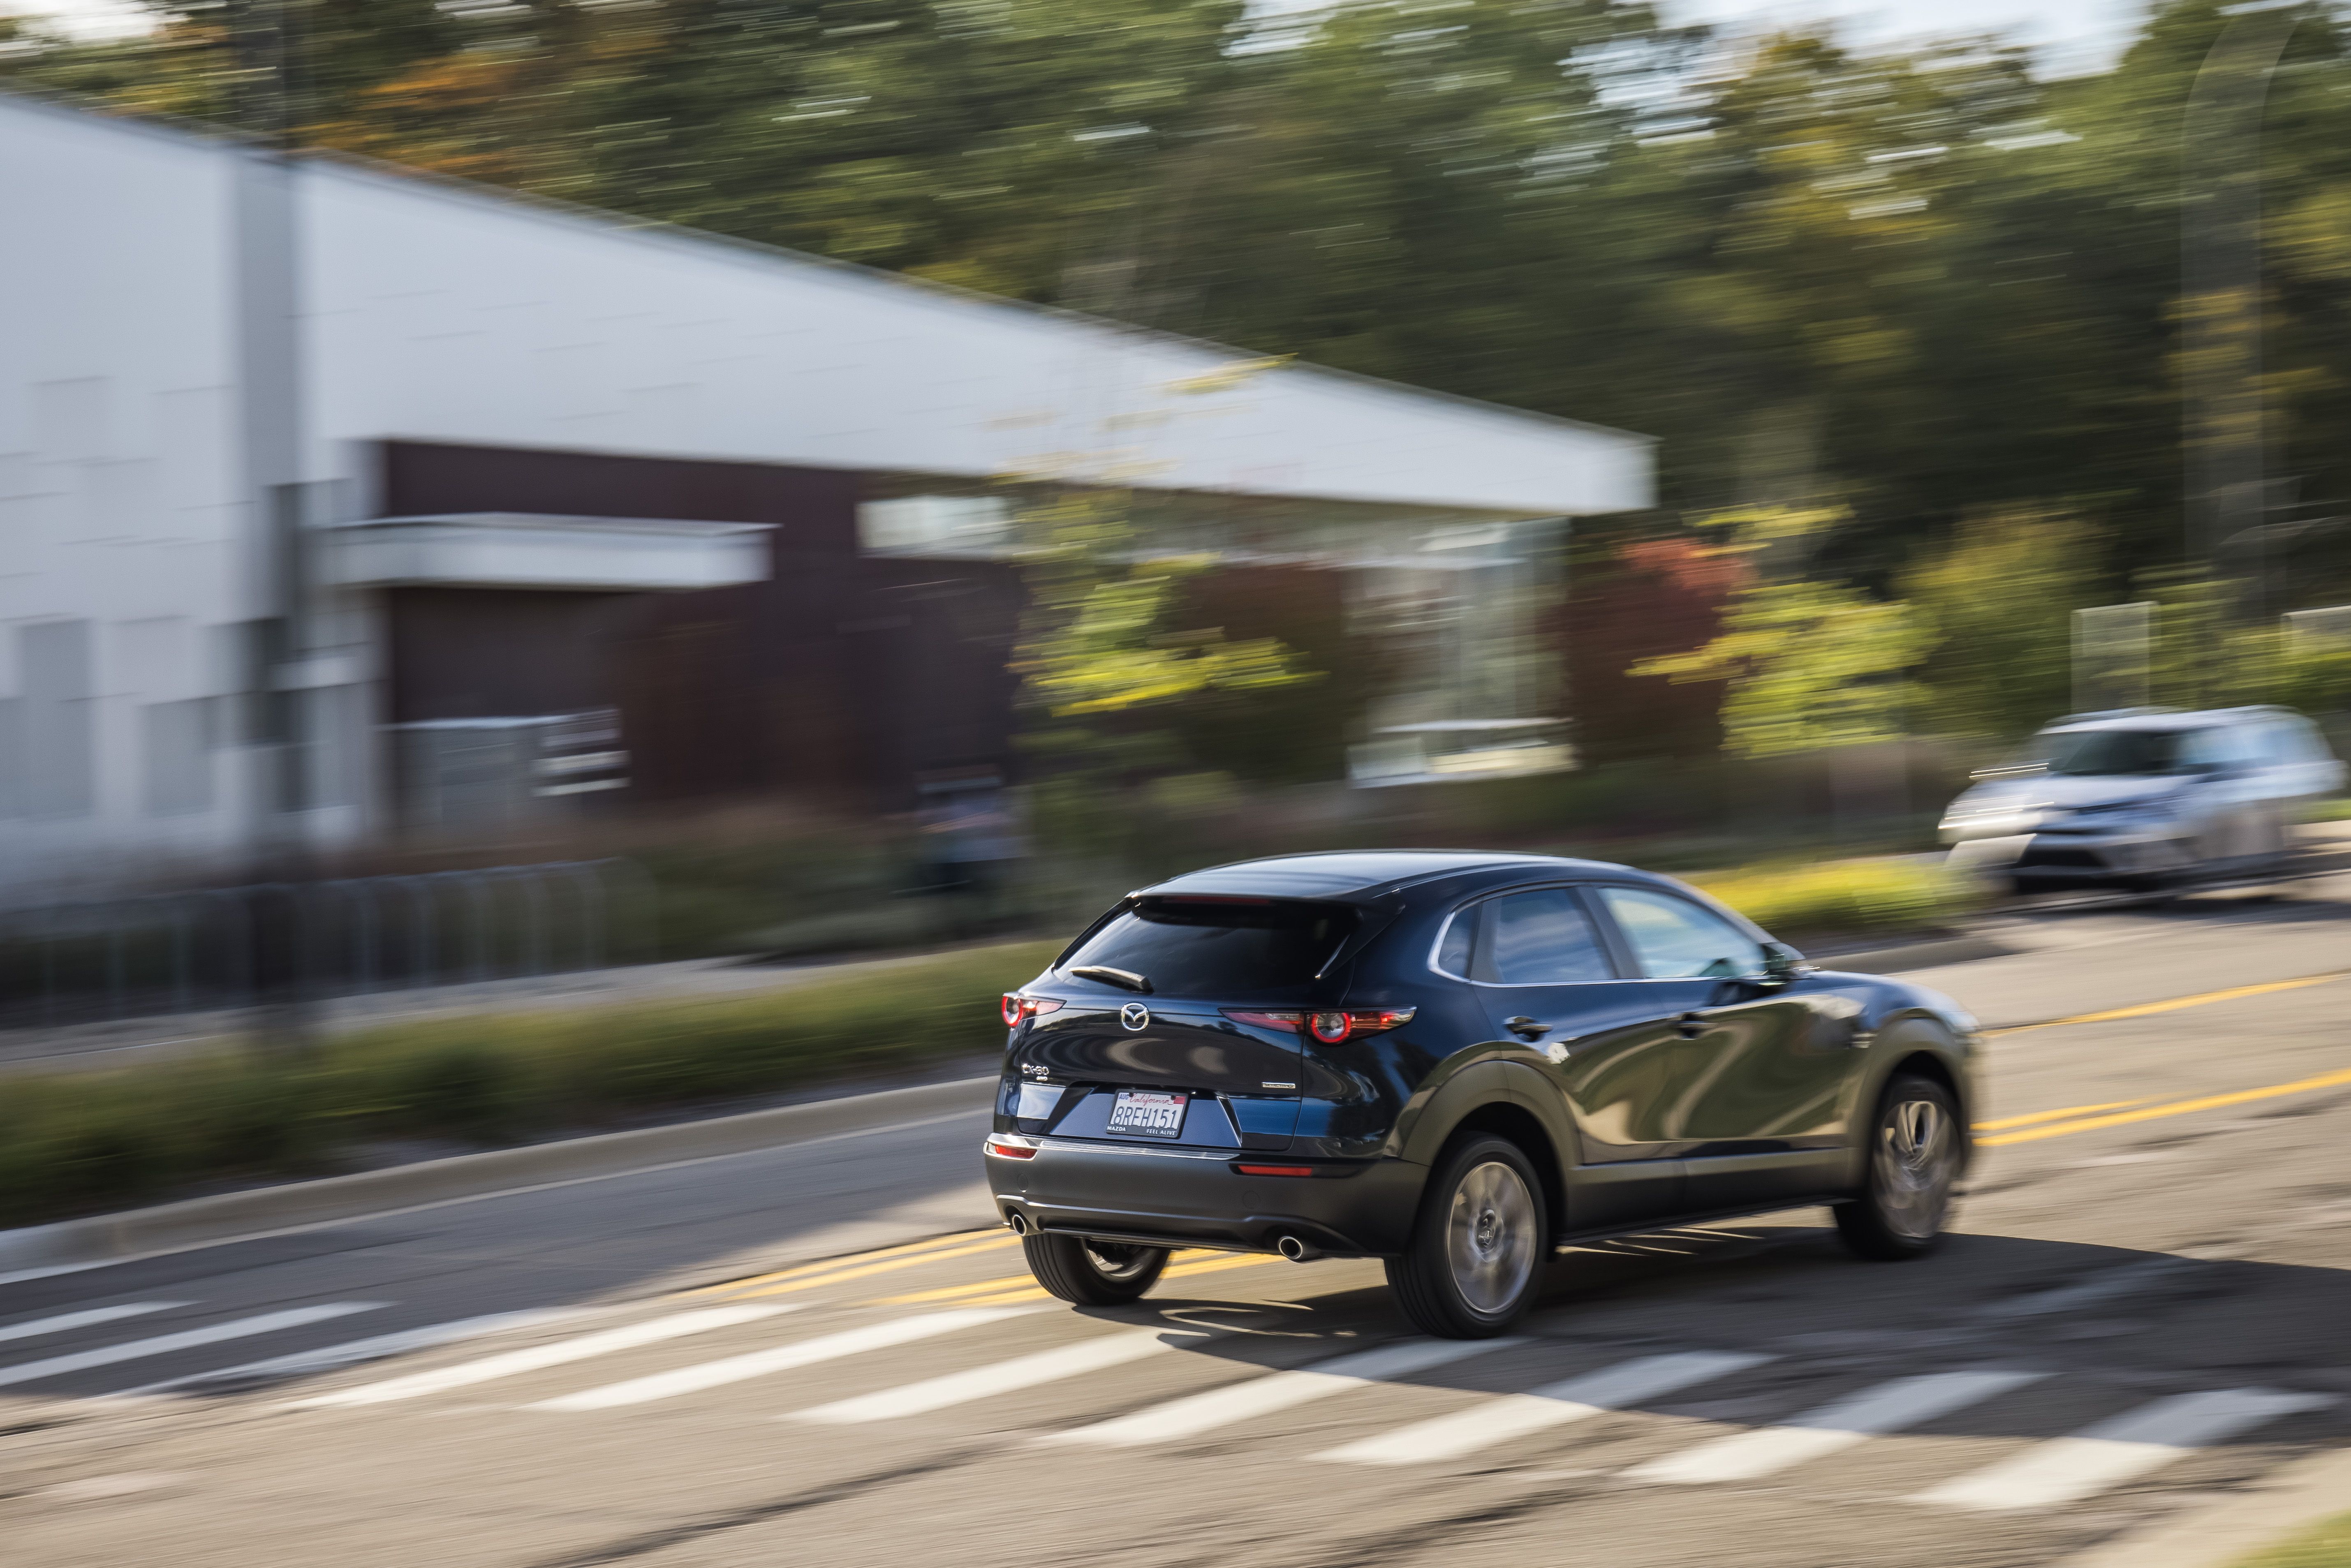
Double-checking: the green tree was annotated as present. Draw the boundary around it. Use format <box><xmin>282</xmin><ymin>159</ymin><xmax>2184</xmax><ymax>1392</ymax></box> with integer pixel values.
<box><xmin>1902</xmin><ymin>510</ymin><xmax>2103</xmax><ymax>740</ymax></box>
<box><xmin>1630</xmin><ymin>508</ymin><xmax>1928</xmax><ymax>758</ymax></box>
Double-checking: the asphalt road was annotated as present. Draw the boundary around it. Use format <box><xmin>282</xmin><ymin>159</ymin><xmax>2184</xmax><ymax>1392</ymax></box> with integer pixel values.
<box><xmin>3</xmin><ymin>875</ymin><xmax>2349</xmax><ymax>1568</ymax></box>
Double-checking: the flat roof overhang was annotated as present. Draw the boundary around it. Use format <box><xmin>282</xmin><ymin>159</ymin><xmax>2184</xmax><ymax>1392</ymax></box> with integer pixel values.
<box><xmin>329</xmin><ymin>512</ymin><xmax>772</xmax><ymax>592</ymax></box>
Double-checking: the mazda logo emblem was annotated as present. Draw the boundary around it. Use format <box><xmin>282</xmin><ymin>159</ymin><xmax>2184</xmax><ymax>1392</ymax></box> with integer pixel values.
<box><xmin>1119</xmin><ymin>1002</ymin><xmax>1151</xmax><ymax>1031</ymax></box>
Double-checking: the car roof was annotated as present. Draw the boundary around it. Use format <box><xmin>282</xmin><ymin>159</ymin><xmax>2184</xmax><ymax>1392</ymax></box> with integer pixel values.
<box><xmin>1138</xmin><ymin>850</ymin><xmax>1627</xmax><ymax>901</ymax></box>
<box><xmin>2042</xmin><ymin>706</ymin><xmax>2289</xmax><ymax>735</ymax></box>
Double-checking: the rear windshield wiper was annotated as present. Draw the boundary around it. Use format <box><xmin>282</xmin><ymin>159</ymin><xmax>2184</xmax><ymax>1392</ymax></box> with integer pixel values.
<box><xmin>1067</xmin><ymin>965</ymin><xmax>1152</xmax><ymax>994</ymax></box>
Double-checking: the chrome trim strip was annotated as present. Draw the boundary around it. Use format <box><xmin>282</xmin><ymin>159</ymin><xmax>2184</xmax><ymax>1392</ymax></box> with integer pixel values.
<box><xmin>1033</xmin><ymin>1137</ymin><xmax>1239</xmax><ymax>1163</ymax></box>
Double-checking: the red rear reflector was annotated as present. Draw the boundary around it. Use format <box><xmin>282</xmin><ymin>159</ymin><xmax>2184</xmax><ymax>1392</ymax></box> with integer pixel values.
<box><xmin>1236</xmin><ymin>1164</ymin><xmax>1314</xmax><ymax>1177</ymax></box>
<box><xmin>985</xmin><ymin>1136</ymin><xmax>1038</xmax><ymax>1160</ymax></box>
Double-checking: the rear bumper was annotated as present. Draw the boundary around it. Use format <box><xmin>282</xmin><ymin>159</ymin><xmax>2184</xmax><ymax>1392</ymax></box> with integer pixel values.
<box><xmin>985</xmin><ymin>1136</ymin><xmax>1425</xmax><ymax>1258</ymax></box>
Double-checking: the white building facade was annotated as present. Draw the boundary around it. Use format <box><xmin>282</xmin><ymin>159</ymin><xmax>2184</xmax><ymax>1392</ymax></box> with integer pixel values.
<box><xmin>0</xmin><ymin>86</ymin><xmax>1653</xmax><ymax>896</ymax></box>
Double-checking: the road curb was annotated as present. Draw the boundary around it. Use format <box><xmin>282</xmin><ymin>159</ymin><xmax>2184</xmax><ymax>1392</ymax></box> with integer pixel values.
<box><xmin>0</xmin><ymin>1074</ymin><xmax>999</xmax><ymax>1277</ymax></box>
<box><xmin>2059</xmin><ymin>1445</ymin><xmax>2351</xmax><ymax>1568</ymax></box>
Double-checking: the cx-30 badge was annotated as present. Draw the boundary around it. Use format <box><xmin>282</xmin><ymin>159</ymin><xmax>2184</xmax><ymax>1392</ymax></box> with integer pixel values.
<box><xmin>1119</xmin><ymin>1002</ymin><xmax>1151</xmax><ymax>1031</ymax></box>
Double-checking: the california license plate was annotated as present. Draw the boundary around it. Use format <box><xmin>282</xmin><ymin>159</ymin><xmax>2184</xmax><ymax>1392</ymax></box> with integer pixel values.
<box><xmin>1106</xmin><ymin>1090</ymin><xmax>1188</xmax><ymax>1140</ymax></box>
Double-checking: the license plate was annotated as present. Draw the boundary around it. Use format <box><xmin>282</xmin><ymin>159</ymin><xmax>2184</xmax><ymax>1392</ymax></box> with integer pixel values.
<box><xmin>1106</xmin><ymin>1090</ymin><xmax>1188</xmax><ymax>1140</ymax></box>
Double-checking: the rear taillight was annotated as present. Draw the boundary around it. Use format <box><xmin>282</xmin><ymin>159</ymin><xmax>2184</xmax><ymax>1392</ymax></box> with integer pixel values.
<box><xmin>1221</xmin><ymin>1007</ymin><xmax>1415</xmax><ymax>1043</ymax></box>
<box><xmin>1001</xmin><ymin>994</ymin><xmax>1065</xmax><ymax>1027</ymax></box>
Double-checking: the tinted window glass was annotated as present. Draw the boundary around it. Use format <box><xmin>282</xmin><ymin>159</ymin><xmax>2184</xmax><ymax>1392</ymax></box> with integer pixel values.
<box><xmin>1435</xmin><ymin>910</ymin><xmax>1476</xmax><ymax>977</ymax></box>
<box><xmin>2042</xmin><ymin>728</ymin><xmax>2190</xmax><ymax>776</ymax></box>
<box><xmin>1601</xmin><ymin>888</ymin><xmax>1766</xmax><ymax>980</ymax></box>
<box><xmin>1062</xmin><ymin>898</ymin><xmax>1355</xmax><ymax>1001</ymax></box>
<box><xmin>1483</xmin><ymin>890</ymin><xmax>1614</xmax><ymax>984</ymax></box>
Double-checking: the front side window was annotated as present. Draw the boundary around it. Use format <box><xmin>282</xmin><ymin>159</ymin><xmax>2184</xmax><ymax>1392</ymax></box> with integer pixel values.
<box><xmin>1600</xmin><ymin>887</ymin><xmax>1766</xmax><ymax>980</ymax></box>
<box><xmin>1480</xmin><ymin>889</ymin><xmax>1614</xmax><ymax>985</ymax></box>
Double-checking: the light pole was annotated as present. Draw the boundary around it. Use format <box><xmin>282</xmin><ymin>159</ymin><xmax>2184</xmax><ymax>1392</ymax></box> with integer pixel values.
<box><xmin>232</xmin><ymin>0</ymin><xmax>317</xmax><ymax>1055</ymax></box>
<box><xmin>2180</xmin><ymin>1</ymin><xmax>2306</xmax><ymax>583</ymax></box>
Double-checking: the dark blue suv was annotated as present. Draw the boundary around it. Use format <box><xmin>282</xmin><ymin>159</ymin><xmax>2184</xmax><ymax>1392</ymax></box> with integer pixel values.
<box><xmin>985</xmin><ymin>851</ymin><xmax>1979</xmax><ymax>1337</ymax></box>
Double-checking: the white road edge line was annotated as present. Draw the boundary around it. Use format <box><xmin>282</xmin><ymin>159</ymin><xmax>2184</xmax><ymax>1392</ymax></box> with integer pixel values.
<box><xmin>788</xmin><ymin>1326</ymin><xmax>1213</xmax><ymax>1424</ymax></box>
<box><xmin>0</xmin><ymin>1304</ymin><xmax>383</xmax><ymax>1389</ymax></box>
<box><xmin>116</xmin><ymin>1309</ymin><xmax>594</xmax><ymax>1397</ymax></box>
<box><xmin>532</xmin><ymin>1307</ymin><xmax>1037</xmax><ymax>1411</ymax></box>
<box><xmin>0</xmin><ymin>1302</ymin><xmax>189</xmax><ymax>1346</ymax></box>
<box><xmin>1913</xmin><ymin>1388</ymin><xmax>2337</xmax><ymax>1511</ymax></box>
<box><xmin>1314</xmin><ymin>1351</ymin><xmax>1770</xmax><ymax>1467</ymax></box>
<box><xmin>290</xmin><ymin>1304</ymin><xmax>792</xmax><ymax>1408</ymax></box>
<box><xmin>1627</xmin><ymin>1369</ymin><xmax>2046</xmax><ymax>1485</ymax></box>
<box><xmin>1043</xmin><ymin>1337</ymin><xmax>1526</xmax><ymax>1449</ymax></box>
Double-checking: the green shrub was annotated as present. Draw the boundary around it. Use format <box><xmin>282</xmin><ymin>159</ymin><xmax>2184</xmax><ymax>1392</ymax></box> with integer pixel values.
<box><xmin>1692</xmin><ymin>856</ymin><xmax>1978</xmax><ymax>942</ymax></box>
<box><xmin>0</xmin><ymin>939</ymin><xmax>1059</xmax><ymax>1229</ymax></box>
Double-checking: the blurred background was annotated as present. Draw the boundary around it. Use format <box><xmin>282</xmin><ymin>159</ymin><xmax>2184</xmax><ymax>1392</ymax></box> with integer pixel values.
<box><xmin>1</xmin><ymin>0</ymin><xmax>2349</xmax><ymax>1027</ymax></box>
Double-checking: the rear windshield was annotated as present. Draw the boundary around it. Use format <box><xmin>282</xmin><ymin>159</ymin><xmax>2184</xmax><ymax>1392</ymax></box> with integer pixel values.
<box><xmin>1060</xmin><ymin>898</ymin><xmax>1356</xmax><ymax>1001</ymax></box>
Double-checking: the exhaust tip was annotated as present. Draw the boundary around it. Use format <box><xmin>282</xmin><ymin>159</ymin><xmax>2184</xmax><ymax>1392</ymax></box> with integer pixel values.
<box><xmin>1276</xmin><ymin>1234</ymin><xmax>1308</xmax><ymax>1261</ymax></box>
<box><xmin>1007</xmin><ymin>1212</ymin><xmax>1029</xmax><ymax>1236</ymax></box>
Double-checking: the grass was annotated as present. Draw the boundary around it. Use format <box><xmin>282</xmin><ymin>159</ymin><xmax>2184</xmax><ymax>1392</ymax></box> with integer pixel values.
<box><xmin>2304</xmin><ymin>798</ymin><xmax>2351</xmax><ymax>823</ymax></box>
<box><xmin>0</xmin><ymin>940</ymin><xmax>1058</xmax><ymax>1230</ymax></box>
<box><xmin>1691</xmin><ymin>855</ymin><xmax>1981</xmax><ymax>944</ymax></box>
<box><xmin>2224</xmin><ymin>1511</ymin><xmax>2351</xmax><ymax>1568</ymax></box>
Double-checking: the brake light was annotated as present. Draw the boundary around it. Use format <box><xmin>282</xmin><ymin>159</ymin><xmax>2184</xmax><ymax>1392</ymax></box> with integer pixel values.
<box><xmin>985</xmin><ymin>1135</ymin><xmax>1039</xmax><ymax>1159</ymax></box>
<box><xmin>1001</xmin><ymin>994</ymin><xmax>1065</xmax><ymax>1027</ymax></box>
<box><xmin>1235</xmin><ymin>1006</ymin><xmax>1414</xmax><ymax>1044</ymax></box>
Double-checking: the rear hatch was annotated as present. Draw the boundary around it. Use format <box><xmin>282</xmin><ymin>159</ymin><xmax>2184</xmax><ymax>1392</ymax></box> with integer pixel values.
<box><xmin>1008</xmin><ymin>896</ymin><xmax>1358</xmax><ymax>1152</ymax></box>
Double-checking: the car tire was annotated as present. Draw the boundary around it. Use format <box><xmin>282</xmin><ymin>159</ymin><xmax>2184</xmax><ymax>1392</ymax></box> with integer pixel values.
<box><xmin>1386</xmin><ymin>1133</ymin><xmax>1548</xmax><ymax>1339</ymax></box>
<box><xmin>1021</xmin><ymin>1233</ymin><xmax>1169</xmax><ymax>1305</ymax></box>
<box><xmin>1835</xmin><ymin>1073</ymin><xmax>1962</xmax><ymax>1261</ymax></box>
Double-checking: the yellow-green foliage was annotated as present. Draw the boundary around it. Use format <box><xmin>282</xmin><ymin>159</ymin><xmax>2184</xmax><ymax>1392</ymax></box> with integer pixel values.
<box><xmin>2223</xmin><ymin>1511</ymin><xmax>2351</xmax><ymax>1568</ymax></box>
<box><xmin>0</xmin><ymin>941</ymin><xmax>1058</xmax><ymax>1229</ymax></box>
<box><xmin>1692</xmin><ymin>857</ymin><xmax>1978</xmax><ymax>941</ymax></box>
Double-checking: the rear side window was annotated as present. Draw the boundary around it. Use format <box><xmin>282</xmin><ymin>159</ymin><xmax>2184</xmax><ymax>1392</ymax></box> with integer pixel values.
<box><xmin>1478</xmin><ymin>889</ymin><xmax>1614</xmax><ymax>985</ymax></box>
<box><xmin>1062</xmin><ymin>898</ymin><xmax>1356</xmax><ymax>1001</ymax></box>
<box><xmin>1600</xmin><ymin>887</ymin><xmax>1765</xmax><ymax>980</ymax></box>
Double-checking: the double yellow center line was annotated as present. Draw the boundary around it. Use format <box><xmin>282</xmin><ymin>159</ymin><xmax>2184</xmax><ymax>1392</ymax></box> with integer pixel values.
<box><xmin>1975</xmin><ymin>969</ymin><xmax>2351</xmax><ymax>1146</ymax></box>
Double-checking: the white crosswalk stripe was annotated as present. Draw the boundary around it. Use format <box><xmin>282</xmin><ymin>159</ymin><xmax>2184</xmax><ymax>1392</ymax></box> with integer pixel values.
<box><xmin>119</xmin><ymin>1309</ymin><xmax>590</xmax><ymax>1397</ymax></box>
<box><xmin>532</xmin><ymin>1307</ymin><xmax>1037</xmax><ymax>1412</ymax></box>
<box><xmin>1042</xmin><ymin>1337</ymin><xmax>1525</xmax><ymax>1449</ymax></box>
<box><xmin>1626</xmin><ymin>1369</ymin><xmax>2046</xmax><ymax>1485</ymax></box>
<box><xmin>0</xmin><ymin>1303</ymin><xmax>189</xmax><ymax>1346</ymax></box>
<box><xmin>789</xmin><ymin>1326</ymin><xmax>1213</xmax><ymax>1425</ymax></box>
<box><xmin>1912</xmin><ymin>1388</ymin><xmax>2336</xmax><ymax>1510</ymax></box>
<box><xmin>292</xmin><ymin>1304</ymin><xmax>791</xmax><ymax>1409</ymax></box>
<box><xmin>1314</xmin><ymin>1350</ymin><xmax>1769</xmax><ymax>1466</ymax></box>
<box><xmin>0</xmin><ymin>1304</ymin><xmax>382</xmax><ymax>1390</ymax></box>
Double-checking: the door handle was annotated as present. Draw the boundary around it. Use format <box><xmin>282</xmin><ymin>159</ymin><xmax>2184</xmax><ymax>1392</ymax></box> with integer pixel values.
<box><xmin>1674</xmin><ymin>1012</ymin><xmax>1708</xmax><ymax>1038</ymax></box>
<box><xmin>1504</xmin><ymin>1016</ymin><xmax>1550</xmax><ymax>1041</ymax></box>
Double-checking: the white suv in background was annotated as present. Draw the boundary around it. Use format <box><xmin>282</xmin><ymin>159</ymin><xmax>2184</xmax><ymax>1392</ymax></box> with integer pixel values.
<box><xmin>1940</xmin><ymin>707</ymin><xmax>2346</xmax><ymax>892</ymax></box>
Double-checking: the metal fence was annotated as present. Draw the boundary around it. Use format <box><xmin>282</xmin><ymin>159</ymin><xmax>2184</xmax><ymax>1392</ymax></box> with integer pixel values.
<box><xmin>0</xmin><ymin>859</ymin><xmax>656</xmax><ymax>1029</ymax></box>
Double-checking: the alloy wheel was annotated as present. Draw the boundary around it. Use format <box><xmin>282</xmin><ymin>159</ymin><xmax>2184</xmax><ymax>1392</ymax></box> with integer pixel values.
<box><xmin>1874</xmin><ymin>1094</ymin><xmax>1956</xmax><ymax>1240</ymax></box>
<box><xmin>1083</xmin><ymin>1242</ymin><xmax>1161</xmax><ymax>1284</ymax></box>
<box><xmin>1445</xmin><ymin>1160</ymin><xmax>1538</xmax><ymax>1314</ymax></box>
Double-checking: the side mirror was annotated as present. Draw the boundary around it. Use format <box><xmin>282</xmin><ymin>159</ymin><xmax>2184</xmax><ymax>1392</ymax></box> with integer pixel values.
<box><xmin>1759</xmin><ymin>942</ymin><xmax>1812</xmax><ymax>988</ymax></box>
